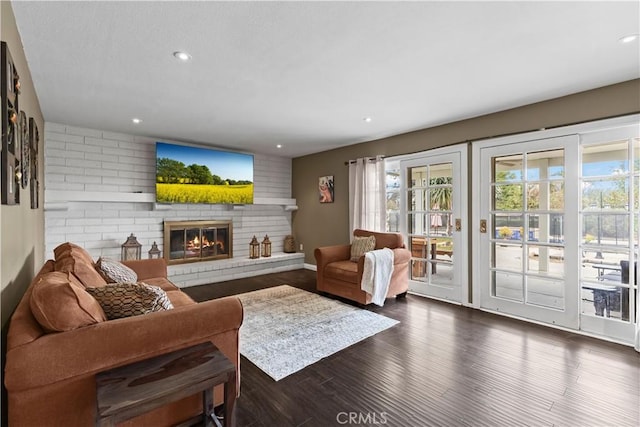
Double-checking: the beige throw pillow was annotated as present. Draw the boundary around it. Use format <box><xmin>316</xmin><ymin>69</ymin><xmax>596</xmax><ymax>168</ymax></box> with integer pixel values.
<box><xmin>96</xmin><ymin>257</ymin><xmax>138</xmax><ymax>283</ymax></box>
<box><xmin>350</xmin><ymin>235</ymin><xmax>376</xmax><ymax>262</ymax></box>
<box><xmin>86</xmin><ymin>282</ymin><xmax>174</xmax><ymax>320</ymax></box>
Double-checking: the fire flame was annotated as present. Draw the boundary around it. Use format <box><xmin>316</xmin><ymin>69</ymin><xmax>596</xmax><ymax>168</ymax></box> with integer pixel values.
<box><xmin>186</xmin><ymin>235</ymin><xmax>224</xmax><ymax>252</ymax></box>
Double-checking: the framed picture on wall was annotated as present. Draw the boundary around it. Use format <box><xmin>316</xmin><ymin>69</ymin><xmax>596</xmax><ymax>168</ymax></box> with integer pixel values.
<box><xmin>28</xmin><ymin>117</ymin><xmax>39</xmax><ymax>209</ymax></box>
<box><xmin>319</xmin><ymin>175</ymin><xmax>334</xmax><ymax>203</ymax></box>
<box><xmin>19</xmin><ymin>110</ymin><xmax>29</xmax><ymax>188</ymax></box>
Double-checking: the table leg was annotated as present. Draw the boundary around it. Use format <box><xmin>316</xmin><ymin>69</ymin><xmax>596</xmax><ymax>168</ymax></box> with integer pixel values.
<box><xmin>592</xmin><ymin>290</ymin><xmax>606</xmax><ymax>316</ymax></box>
<box><xmin>203</xmin><ymin>388</ymin><xmax>215</xmax><ymax>427</ymax></box>
<box><xmin>430</xmin><ymin>243</ymin><xmax>437</xmax><ymax>274</ymax></box>
<box><xmin>224</xmin><ymin>372</ymin><xmax>237</xmax><ymax>427</ymax></box>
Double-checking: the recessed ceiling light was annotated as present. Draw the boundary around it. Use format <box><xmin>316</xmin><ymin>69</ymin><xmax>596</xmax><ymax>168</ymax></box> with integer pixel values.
<box><xmin>276</xmin><ymin>144</ymin><xmax>283</xmax><ymax>149</ymax></box>
<box><xmin>132</xmin><ymin>118</ymin><xmax>142</xmax><ymax>124</ymax></box>
<box><xmin>173</xmin><ymin>51</ymin><xmax>192</xmax><ymax>61</ymax></box>
<box><xmin>363</xmin><ymin>117</ymin><xmax>372</xmax><ymax>123</ymax></box>
<box><xmin>619</xmin><ymin>34</ymin><xmax>638</xmax><ymax>44</ymax></box>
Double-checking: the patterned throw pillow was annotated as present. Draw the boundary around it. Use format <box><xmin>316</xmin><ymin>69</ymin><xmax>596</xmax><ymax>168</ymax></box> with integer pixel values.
<box><xmin>85</xmin><ymin>282</ymin><xmax>174</xmax><ymax>320</ymax></box>
<box><xmin>96</xmin><ymin>257</ymin><xmax>138</xmax><ymax>283</ymax></box>
<box><xmin>350</xmin><ymin>235</ymin><xmax>376</xmax><ymax>262</ymax></box>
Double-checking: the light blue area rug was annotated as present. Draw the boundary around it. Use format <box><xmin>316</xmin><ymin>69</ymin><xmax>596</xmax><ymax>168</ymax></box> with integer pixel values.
<box><xmin>236</xmin><ymin>285</ymin><xmax>399</xmax><ymax>381</ymax></box>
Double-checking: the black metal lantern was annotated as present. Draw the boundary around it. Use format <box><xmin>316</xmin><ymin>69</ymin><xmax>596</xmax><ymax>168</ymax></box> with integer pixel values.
<box><xmin>261</xmin><ymin>235</ymin><xmax>272</xmax><ymax>257</ymax></box>
<box><xmin>249</xmin><ymin>235</ymin><xmax>260</xmax><ymax>259</ymax></box>
<box><xmin>148</xmin><ymin>241</ymin><xmax>161</xmax><ymax>259</ymax></box>
<box><xmin>121</xmin><ymin>233</ymin><xmax>142</xmax><ymax>261</ymax></box>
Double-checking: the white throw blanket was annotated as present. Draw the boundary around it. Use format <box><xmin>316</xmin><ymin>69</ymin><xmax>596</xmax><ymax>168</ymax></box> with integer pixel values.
<box><xmin>361</xmin><ymin>248</ymin><xmax>395</xmax><ymax>306</ymax></box>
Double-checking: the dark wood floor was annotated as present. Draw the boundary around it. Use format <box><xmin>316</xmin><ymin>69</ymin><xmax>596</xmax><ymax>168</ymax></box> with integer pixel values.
<box><xmin>183</xmin><ymin>270</ymin><xmax>640</xmax><ymax>427</ymax></box>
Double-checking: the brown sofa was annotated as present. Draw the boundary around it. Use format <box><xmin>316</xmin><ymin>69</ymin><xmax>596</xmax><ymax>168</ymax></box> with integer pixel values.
<box><xmin>314</xmin><ymin>229</ymin><xmax>411</xmax><ymax>305</ymax></box>
<box><xmin>4</xmin><ymin>242</ymin><xmax>243</xmax><ymax>427</ymax></box>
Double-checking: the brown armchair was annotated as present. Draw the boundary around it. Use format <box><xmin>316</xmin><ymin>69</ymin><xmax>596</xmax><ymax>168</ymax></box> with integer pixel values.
<box><xmin>314</xmin><ymin>229</ymin><xmax>411</xmax><ymax>305</ymax></box>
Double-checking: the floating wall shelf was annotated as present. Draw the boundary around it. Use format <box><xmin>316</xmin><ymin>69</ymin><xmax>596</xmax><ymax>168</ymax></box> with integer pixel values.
<box><xmin>44</xmin><ymin>191</ymin><xmax>297</xmax><ymax>211</ymax></box>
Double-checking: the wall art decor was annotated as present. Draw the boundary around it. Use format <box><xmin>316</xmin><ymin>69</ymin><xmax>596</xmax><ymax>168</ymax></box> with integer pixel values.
<box><xmin>29</xmin><ymin>117</ymin><xmax>39</xmax><ymax>209</ymax></box>
<box><xmin>319</xmin><ymin>175</ymin><xmax>334</xmax><ymax>203</ymax></box>
<box><xmin>19</xmin><ymin>110</ymin><xmax>28</xmax><ymax>188</ymax></box>
<box><xmin>1</xmin><ymin>41</ymin><xmax>20</xmax><ymax>205</ymax></box>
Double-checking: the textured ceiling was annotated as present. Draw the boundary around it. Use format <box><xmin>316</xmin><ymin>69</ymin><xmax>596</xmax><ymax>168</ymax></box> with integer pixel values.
<box><xmin>11</xmin><ymin>1</ymin><xmax>640</xmax><ymax>158</ymax></box>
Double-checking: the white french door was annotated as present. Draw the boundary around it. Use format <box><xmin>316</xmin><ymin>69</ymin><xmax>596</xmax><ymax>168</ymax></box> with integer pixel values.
<box><xmin>400</xmin><ymin>145</ymin><xmax>468</xmax><ymax>303</ymax></box>
<box><xmin>474</xmin><ymin>136</ymin><xmax>580</xmax><ymax>328</ymax></box>
<box><xmin>578</xmin><ymin>128</ymin><xmax>638</xmax><ymax>343</ymax></box>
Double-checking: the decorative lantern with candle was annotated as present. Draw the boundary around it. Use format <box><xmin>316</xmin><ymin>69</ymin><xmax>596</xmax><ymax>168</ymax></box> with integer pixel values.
<box><xmin>261</xmin><ymin>235</ymin><xmax>272</xmax><ymax>257</ymax></box>
<box><xmin>148</xmin><ymin>241</ymin><xmax>161</xmax><ymax>259</ymax></box>
<box><xmin>249</xmin><ymin>235</ymin><xmax>260</xmax><ymax>259</ymax></box>
<box><xmin>121</xmin><ymin>233</ymin><xmax>142</xmax><ymax>261</ymax></box>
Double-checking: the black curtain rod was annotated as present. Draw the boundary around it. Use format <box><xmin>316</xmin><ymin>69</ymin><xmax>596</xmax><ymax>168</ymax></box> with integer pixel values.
<box><xmin>344</xmin><ymin>156</ymin><xmax>385</xmax><ymax>166</ymax></box>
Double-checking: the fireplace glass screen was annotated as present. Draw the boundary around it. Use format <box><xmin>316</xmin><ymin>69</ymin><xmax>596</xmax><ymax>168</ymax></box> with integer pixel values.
<box><xmin>164</xmin><ymin>221</ymin><xmax>232</xmax><ymax>264</ymax></box>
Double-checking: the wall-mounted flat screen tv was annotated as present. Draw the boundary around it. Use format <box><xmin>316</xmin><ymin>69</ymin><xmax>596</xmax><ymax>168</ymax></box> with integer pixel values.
<box><xmin>156</xmin><ymin>142</ymin><xmax>254</xmax><ymax>204</ymax></box>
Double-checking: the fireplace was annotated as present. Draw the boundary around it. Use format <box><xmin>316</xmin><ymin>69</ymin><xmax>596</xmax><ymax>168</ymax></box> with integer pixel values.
<box><xmin>164</xmin><ymin>220</ymin><xmax>232</xmax><ymax>265</ymax></box>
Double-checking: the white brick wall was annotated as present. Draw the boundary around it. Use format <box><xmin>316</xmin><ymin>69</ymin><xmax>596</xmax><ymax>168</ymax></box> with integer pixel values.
<box><xmin>43</xmin><ymin>123</ymin><xmax>301</xmax><ymax>286</ymax></box>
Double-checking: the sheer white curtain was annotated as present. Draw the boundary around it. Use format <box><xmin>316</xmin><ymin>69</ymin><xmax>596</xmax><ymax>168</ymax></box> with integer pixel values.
<box><xmin>348</xmin><ymin>156</ymin><xmax>386</xmax><ymax>234</ymax></box>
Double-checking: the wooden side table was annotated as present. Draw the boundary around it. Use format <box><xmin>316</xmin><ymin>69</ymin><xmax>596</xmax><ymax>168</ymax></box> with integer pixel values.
<box><xmin>96</xmin><ymin>341</ymin><xmax>236</xmax><ymax>427</ymax></box>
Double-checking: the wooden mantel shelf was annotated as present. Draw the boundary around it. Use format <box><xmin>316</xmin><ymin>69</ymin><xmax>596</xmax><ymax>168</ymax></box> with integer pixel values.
<box><xmin>44</xmin><ymin>191</ymin><xmax>297</xmax><ymax>211</ymax></box>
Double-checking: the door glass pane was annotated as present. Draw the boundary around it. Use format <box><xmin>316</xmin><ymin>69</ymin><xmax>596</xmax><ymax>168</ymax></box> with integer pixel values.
<box><xmin>411</xmin><ymin>259</ymin><xmax>428</xmax><ymax>282</ymax></box>
<box><xmin>582</xmin><ymin>141</ymin><xmax>629</xmax><ymax>177</ymax></box>
<box><xmin>528</xmin><ymin>214</ymin><xmax>564</xmax><ymax>243</ymax></box>
<box><xmin>386</xmin><ymin>167</ymin><xmax>400</xmax><ymax>232</ymax></box>
<box><xmin>408</xmin><ymin>213</ymin><xmax>427</xmax><ymax>235</ymax></box>
<box><xmin>582</xmin><ymin>178</ymin><xmax>628</xmax><ymax>210</ymax></box>
<box><xmin>581</xmin><ymin>284</ymin><xmax>631</xmax><ymax>321</ymax></box>
<box><xmin>493</xmin><ymin>271</ymin><xmax>523</xmax><ymax>302</ymax></box>
<box><xmin>409</xmin><ymin>166</ymin><xmax>427</xmax><ymax>188</ymax></box>
<box><xmin>431</xmin><ymin>260</ymin><xmax>453</xmax><ymax>285</ymax></box>
<box><xmin>433</xmin><ymin>237</ymin><xmax>453</xmax><ymax>259</ymax></box>
<box><xmin>527</xmin><ymin>277</ymin><xmax>564</xmax><ymax>309</ymax></box>
<box><xmin>492</xmin><ymin>243</ymin><xmax>522</xmax><ymax>271</ymax></box>
<box><xmin>493</xmin><ymin>214</ymin><xmax>523</xmax><ymax>240</ymax></box>
<box><xmin>493</xmin><ymin>183</ymin><xmax>523</xmax><ymax>210</ymax></box>
<box><xmin>429</xmin><ymin>213</ymin><xmax>447</xmax><ymax>235</ymax></box>
<box><xmin>581</xmin><ymin>249</ymin><xmax>628</xmax><ymax>283</ymax></box>
<box><xmin>527</xmin><ymin>182</ymin><xmax>564</xmax><ymax>211</ymax></box>
<box><xmin>494</xmin><ymin>155</ymin><xmax>523</xmax><ymax>182</ymax></box>
<box><xmin>527</xmin><ymin>245</ymin><xmax>564</xmax><ymax>277</ymax></box>
<box><xmin>429</xmin><ymin>163</ymin><xmax>453</xmax><ymax>210</ymax></box>
<box><xmin>409</xmin><ymin>189</ymin><xmax>428</xmax><ymax>211</ymax></box>
<box><xmin>582</xmin><ymin>213</ymin><xmax>630</xmax><ymax>248</ymax></box>
<box><xmin>526</xmin><ymin>149</ymin><xmax>564</xmax><ymax>180</ymax></box>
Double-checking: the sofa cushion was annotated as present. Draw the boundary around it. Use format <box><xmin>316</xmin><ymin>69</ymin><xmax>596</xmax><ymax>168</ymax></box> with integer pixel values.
<box><xmin>30</xmin><ymin>271</ymin><xmax>107</xmax><ymax>333</ymax></box>
<box><xmin>53</xmin><ymin>242</ymin><xmax>95</xmax><ymax>265</ymax></box>
<box><xmin>55</xmin><ymin>256</ymin><xmax>108</xmax><ymax>288</ymax></box>
<box><xmin>325</xmin><ymin>260</ymin><xmax>359</xmax><ymax>283</ymax></box>
<box><xmin>143</xmin><ymin>277</ymin><xmax>180</xmax><ymax>292</ymax></box>
<box><xmin>86</xmin><ymin>282</ymin><xmax>174</xmax><ymax>320</ymax></box>
<box><xmin>350</xmin><ymin>235</ymin><xmax>376</xmax><ymax>261</ymax></box>
<box><xmin>96</xmin><ymin>257</ymin><xmax>138</xmax><ymax>283</ymax></box>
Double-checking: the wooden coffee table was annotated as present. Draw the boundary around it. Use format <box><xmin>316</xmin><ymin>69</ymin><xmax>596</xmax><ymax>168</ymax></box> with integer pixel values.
<box><xmin>96</xmin><ymin>341</ymin><xmax>236</xmax><ymax>427</ymax></box>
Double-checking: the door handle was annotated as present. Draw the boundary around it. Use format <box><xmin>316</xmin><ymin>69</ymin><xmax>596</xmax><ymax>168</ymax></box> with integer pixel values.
<box><xmin>480</xmin><ymin>219</ymin><xmax>487</xmax><ymax>233</ymax></box>
<box><xmin>455</xmin><ymin>218</ymin><xmax>462</xmax><ymax>232</ymax></box>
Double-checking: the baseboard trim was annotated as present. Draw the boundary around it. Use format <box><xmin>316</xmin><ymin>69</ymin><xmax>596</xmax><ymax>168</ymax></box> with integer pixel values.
<box><xmin>304</xmin><ymin>263</ymin><xmax>317</xmax><ymax>271</ymax></box>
